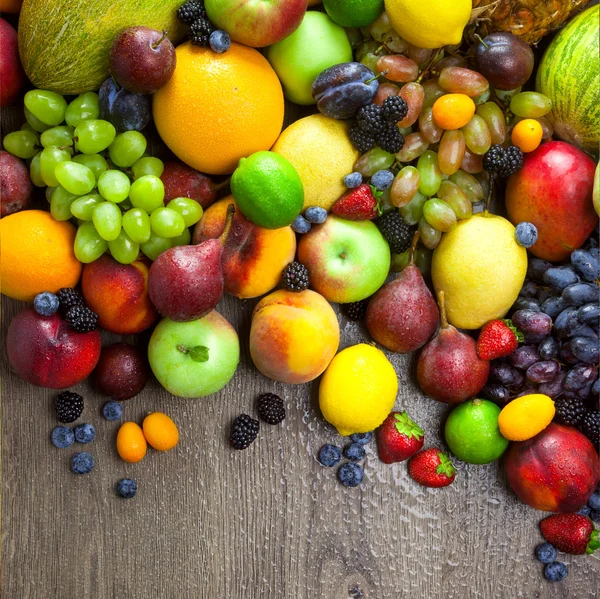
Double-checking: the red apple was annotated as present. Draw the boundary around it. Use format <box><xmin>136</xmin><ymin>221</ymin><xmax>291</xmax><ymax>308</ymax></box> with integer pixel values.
<box><xmin>204</xmin><ymin>0</ymin><xmax>307</xmax><ymax>48</ymax></box>
<box><xmin>6</xmin><ymin>308</ymin><xmax>101</xmax><ymax>389</ymax></box>
<box><xmin>505</xmin><ymin>141</ymin><xmax>597</xmax><ymax>261</ymax></box>
<box><xmin>161</xmin><ymin>161</ymin><xmax>218</xmax><ymax>209</ymax></box>
<box><xmin>0</xmin><ymin>17</ymin><xmax>25</xmax><ymax>107</ymax></box>
<box><xmin>0</xmin><ymin>151</ymin><xmax>32</xmax><ymax>216</ymax></box>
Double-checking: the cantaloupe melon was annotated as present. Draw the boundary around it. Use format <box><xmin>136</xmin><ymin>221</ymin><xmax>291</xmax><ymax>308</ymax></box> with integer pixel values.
<box><xmin>18</xmin><ymin>0</ymin><xmax>186</xmax><ymax>94</ymax></box>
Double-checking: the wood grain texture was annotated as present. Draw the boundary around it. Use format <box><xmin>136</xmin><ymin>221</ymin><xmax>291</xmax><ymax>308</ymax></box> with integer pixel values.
<box><xmin>2</xmin><ymin>93</ymin><xmax>599</xmax><ymax>599</ymax></box>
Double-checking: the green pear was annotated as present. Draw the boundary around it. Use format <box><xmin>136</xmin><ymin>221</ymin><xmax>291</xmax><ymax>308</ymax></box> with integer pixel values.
<box><xmin>431</xmin><ymin>213</ymin><xmax>527</xmax><ymax>330</ymax></box>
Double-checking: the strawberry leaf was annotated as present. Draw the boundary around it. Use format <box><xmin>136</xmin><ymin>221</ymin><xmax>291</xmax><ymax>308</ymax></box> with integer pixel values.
<box><xmin>369</xmin><ymin>184</ymin><xmax>384</xmax><ymax>217</ymax></box>
<box><xmin>435</xmin><ymin>451</ymin><xmax>456</xmax><ymax>477</ymax></box>
<box><xmin>502</xmin><ymin>319</ymin><xmax>524</xmax><ymax>343</ymax></box>
<box><xmin>587</xmin><ymin>530</ymin><xmax>599</xmax><ymax>554</ymax></box>
<box><xmin>394</xmin><ymin>411</ymin><xmax>424</xmax><ymax>440</ymax></box>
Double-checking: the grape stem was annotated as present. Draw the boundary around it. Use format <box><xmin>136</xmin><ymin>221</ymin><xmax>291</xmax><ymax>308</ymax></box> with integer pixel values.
<box><xmin>416</xmin><ymin>48</ymin><xmax>444</xmax><ymax>83</ymax></box>
<box><xmin>365</xmin><ymin>71</ymin><xmax>388</xmax><ymax>85</ymax></box>
<box><xmin>437</xmin><ymin>290</ymin><xmax>449</xmax><ymax>329</ymax></box>
<box><xmin>152</xmin><ymin>30</ymin><xmax>168</xmax><ymax>50</ymax></box>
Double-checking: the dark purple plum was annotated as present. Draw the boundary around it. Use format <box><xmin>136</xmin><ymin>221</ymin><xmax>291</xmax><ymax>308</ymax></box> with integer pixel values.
<box><xmin>98</xmin><ymin>78</ymin><xmax>151</xmax><ymax>132</ymax></box>
<box><xmin>95</xmin><ymin>342</ymin><xmax>149</xmax><ymax>400</ymax></box>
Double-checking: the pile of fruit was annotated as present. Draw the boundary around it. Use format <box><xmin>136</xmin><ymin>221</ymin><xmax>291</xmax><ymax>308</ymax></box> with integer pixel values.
<box><xmin>1</xmin><ymin>0</ymin><xmax>599</xmax><ymax>584</ymax></box>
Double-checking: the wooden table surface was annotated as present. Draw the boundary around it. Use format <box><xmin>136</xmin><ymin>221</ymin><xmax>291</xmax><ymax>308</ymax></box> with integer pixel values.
<box><xmin>1</xmin><ymin>83</ymin><xmax>599</xmax><ymax>599</ymax></box>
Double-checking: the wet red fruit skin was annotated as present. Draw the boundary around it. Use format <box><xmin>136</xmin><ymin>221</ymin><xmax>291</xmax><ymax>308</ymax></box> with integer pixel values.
<box><xmin>0</xmin><ymin>151</ymin><xmax>32</xmax><ymax>216</ymax></box>
<box><xmin>6</xmin><ymin>309</ymin><xmax>101</xmax><ymax>389</ymax></box>
<box><xmin>95</xmin><ymin>342</ymin><xmax>149</xmax><ymax>400</ymax></box>
<box><xmin>505</xmin><ymin>423</ymin><xmax>600</xmax><ymax>513</ymax></box>
<box><xmin>161</xmin><ymin>161</ymin><xmax>217</xmax><ymax>209</ymax></box>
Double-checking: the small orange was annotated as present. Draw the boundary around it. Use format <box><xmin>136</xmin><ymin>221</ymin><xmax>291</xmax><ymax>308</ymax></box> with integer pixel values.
<box><xmin>0</xmin><ymin>210</ymin><xmax>82</xmax><ymax>301</ymax></box>
<box><xmin>511</xmin><ymin>118</ymin><xmax>543</xmax><ymax>153</ymax></box>
<box><xmin>117</xmin><ymin>422</ymin><xmax>147</xmax><ymax>463</ymax></box>
<box><xmin>142</xmin><ymin>412</ymin><xmax>179</xmax><ymax>451</ymax></box>
<box><xmin>153</xmin><ymin>41</ymin><xmax>284</xmax><ymax>176</ymax></box>
<box><xmin>498</xmin><ymin>394</ymin><xmax>555</xmax><ymax>441</ymax></box>
<box><xmin>432</xmin><ymin>94</ymin><xmax>476</xmax><ymax>130</ymax></box>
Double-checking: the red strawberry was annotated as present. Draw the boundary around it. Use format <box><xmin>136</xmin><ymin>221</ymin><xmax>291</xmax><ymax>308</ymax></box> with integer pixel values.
<box><xmin>477</xmin><ymin>319</ymin><xmax>524</xmax><ymax>360</ymax></box>
<box><xmin>540</xmin><ymin>514</ymin><xmax>599</xmax><ymax>555</ymax></box>
<box><xmin>332</xmin><ymin>184</ymin><xmax>380</xmax><ymax>220</ymax></box>
<box><xmin>377</xmin><ymin>411</ymin><xmax>424</xmax><ymax>464</ymax></box>
<box><xmin>408</xmin><ymin>448</ymin><xmax>456</xmax><ymax>488</ymax></box>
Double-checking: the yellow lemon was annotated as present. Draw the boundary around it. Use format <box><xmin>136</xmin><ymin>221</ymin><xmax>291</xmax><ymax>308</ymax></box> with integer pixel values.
<box><xmin>272</xmin><ymin>114</ymin><xmax>359</xmax><ymax>211</ymax></box>
<box><xmin>384</xmin><ymin>0</ymin><xmax>471</xmax><ymax>49</ymax></box>
<box><xmin>498</xmin><ymin>394</ymin><xmax>555</xmax><ymax>441</ymax></box>
<box><xmin>319</xmin><ymin>344</ymin><xmax>398</xmax><ymax>436</ymax></box>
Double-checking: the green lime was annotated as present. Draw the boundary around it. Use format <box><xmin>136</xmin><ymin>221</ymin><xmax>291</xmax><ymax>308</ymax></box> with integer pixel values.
<box><xmin>323</xmin><ymin>0</ymin><xmax>385</xmax><ymax>28</ymax></box>
<box><xmin>230</xmin><ymin>151</ymin><xmax>304</xmax><ymax>229</ymax></box>
<box><xmin>444</xmin><ymin>399</ymin><xmax>509</xmax><ymax>464</ymax></box>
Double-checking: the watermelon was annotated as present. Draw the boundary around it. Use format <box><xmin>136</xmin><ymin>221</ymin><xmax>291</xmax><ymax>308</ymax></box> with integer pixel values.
<box><xmin>536</xmin><ymin>5</ymin><xmax>599</xmax><ymax>156</ymax></box>
<box><xmin>18</xmin><ymin>0</ymin><xmax>186</xmax><ymax>95</ymax></box>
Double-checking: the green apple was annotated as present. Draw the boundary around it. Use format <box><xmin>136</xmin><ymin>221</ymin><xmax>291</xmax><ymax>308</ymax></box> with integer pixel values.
<box><xmin>266</xmin><ymin>11</ymin><xmax>352</xmax><ymax>105</ymax></box>
<box><xmin>297</xmin><ymin>215</ymin><xmax>391</xmax><ymax>302</ymax></box>
<box><xmin>148</xmin><ymin>311</ymin><xmax>239</xmax><ymax>398</ymax></box>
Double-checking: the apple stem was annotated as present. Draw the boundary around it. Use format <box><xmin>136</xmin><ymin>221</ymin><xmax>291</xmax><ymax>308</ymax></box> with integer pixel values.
<box><xmin>177</xmin><ymin>344</ymin><xmax>210</xmax><ymax>362</ymax></box>
<box><xmin>219</xmin><ymin>203</ymin><xmax>236</xmax><ymax>245</ymax></box>
<box><xmin>474</xmin><ymin>34</ymin><xmax>489</xmax><ymax>49</ymax></box>
<box><xmin>408</xmin><ymin>231</ymin><xmax>420</xmax><ymax>266</ymax></box>
<box><xmin>437</xmin><ymin>290</ymin><xmax>449</xmax><ymax>329</ymax></box>
<box><xmin>152</xmin><ymin>30</ymin><xmax>168</xmax><ymax>50</ymax></box>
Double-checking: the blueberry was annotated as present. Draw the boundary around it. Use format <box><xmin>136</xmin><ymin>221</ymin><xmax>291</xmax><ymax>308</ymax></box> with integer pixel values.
<box><xmin>343</xmin><ymin>443</ymin><xmax>366</xmax><ymax>461</ymax></box>
<box><xmin>515</xmin><ymin>222</ymin><xmax>538</xmax><ymax>248</ymax></box>
<box><xmin>371</xmin><ymin>169</ymin><xmax>394</xmax><ymax>191</ymax></box>
<box><xmin>74</xmin><ymin>423</ymin><xmax>96</xmax><ymax>444</ymax></box>
<box><xmin>51</xmin><ymin>426</ymin><xmax>74</xmax><ymax>449</ymax></box>
<box><xmin>577</xmin><ymin>504</ymin><xmax>592</xmax><ymax>517</ymax></box>
<box><xmin>291</xmin><ymin>215</ymin><xmax>311</xmax><ymax>234</ymax></box>
<box><xmin>71</xmin><ymin>452</ymin><xmax>94</xmax><ymax>475</ymax></box>
<box><xmin>116</xmin><ymin>478</ymin><xmax>137</xmax><ymax>499</ymax></box>
<box><xmin>103</xmin><ymin>401</ymin><xmax>123</xmax><ymax>421</ymax></box>
<box><xmin>350</xmin><ymin>432</ymin><xmax>373</xmax><ymax>445</ymax></box>
<box><xmin>304</xmin><ymin>206</ymin><xmax>328</xmax><ymax>224</ymax></box>
<box><xmin>543</xmin><ymin>561</ymin><xmax>567</xmax><ymax>582</ymax></box>
<box><xmin>589</xmin><ymin>492</ymin><xmax>600</xmax><ymax>510</ymax></box>
<box><xmin>590</xmin><ymin>509</ymin><xmax>600</xmax><ymax>523</ymax></box>
<box><xmin>337</xmin><ymin>462</ymin><xmax>364</xmax><ymax>487</ymax></box>
<box><xmin>318</xmin><ymin>444</ymin><xmax>342</xmax><ymax>467</ymax></box>
<box><xmin>209</xmin><ymin>30</ymin><xmax>231</xmax><ymax>54</ymax></box>
<box><xmin>34</xmin><ymin>292</ymin><xmax>59</xmax><ymax>316</ymax></box>
<box><xmin>534</xmin><ymin>542</ymin><xmax>557</xmax><ymax>564</ymax></box>
<box><xmin>343</xmin><ymin>172</ymin><xmax>363</xmax><ymax>188</ymax></box>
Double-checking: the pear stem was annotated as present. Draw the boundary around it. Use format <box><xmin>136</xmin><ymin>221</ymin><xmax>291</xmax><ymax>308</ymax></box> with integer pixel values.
<box><xmin>219</xmin><ymin>203</ymin><xmax>235</xmax><ymax>245</ymax></box>
<box><xmin>437</xmin><ymin>290</ymin><xmax>449</xmax><ymax>329</ymax></box>
<box><xmin>408</xmin><ymin>231</ymin><xmax>420</xmax><ymax>266</ymax></box>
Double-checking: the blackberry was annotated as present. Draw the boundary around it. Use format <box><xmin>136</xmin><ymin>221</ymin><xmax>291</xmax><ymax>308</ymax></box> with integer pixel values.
<box><xmin>55</xmin><ymin>391</ymin><xmax>84</xmax><ymax>423</ymax></box>
<box><xmin>57</xmin><ymin>287</ymin><xmax>84</xmax><ymax>312</ymax></box>
<box><xmin>282</xmin><ymin>261</ymin><xmax>309</xmax><ymax>292</ymax></box>
<box><xmin>349</xmin><ymin>123</ymin><xmax>376</xmax><ymax>153</ymax></box>
<box><xmin>189</xmin><ymin>17</ymin><xmax>214</xmax><ymax>46</ymax></box>
<box><xmin>356</xmin><ymin>104</ymin><xmax>385</xmax><ymax>133</ymax></box>
<box><xmin>65</xmin><ymin>305</ymin><xmax>98</xmax><ymax>333</ymax></box>
<box><xmin>580</xmin><ymin>410</ymin><xmax>600</xmax><ymax>445</ymax></box>
<box><xmin>554</xmin><ymin>397</ymin><xmax>587</xmax><ymax>426</ymax></box>
<box><xmin>376</xmin><ymin>125</ymin><xmax>405</xmax><ymax>154</ymax></box>
<box><xmin>498</xmin><ymin>146</ymin><xmax>524</xmax><ymax>178</ymax></box>
<box><xmin>257</xmin><ymin>393</ymin><xmax>286</xmax><ymax>425</ymax></box>
<box><xmin>343</xmin><ymin>300</ymin><xmax>368</xmax><ymax>322</ymax></box>
<box><xmin>381</xmin><ymin>96</ymin><xmax>408</xmax><ymax>123</ymax></box>
<box><xmin>483</xmin><ymin>144</ymin><xmax>505</xmax><ymax>174</ymax></box>
<box><xmin>376</xmin><ymin>211</ymin><xmax>412</xmax><ymax>254</ymax></box>
<box><xmin>176</xmin><ymin>0</ymin><xmax>206</xmax><ymax>24</ymax></box>
<box><xmin>230</xmin><ymin>414</ymin><xmax>259</xmax><ymax>450</ymax></box>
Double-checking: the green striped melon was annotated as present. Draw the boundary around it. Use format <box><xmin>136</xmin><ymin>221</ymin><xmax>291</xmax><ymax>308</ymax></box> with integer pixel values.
<box><xmin>18</xmin><ymin>0</ymin><xmax>186</xmax><ymax>95</ymax></box>
<box><xmin>536</xmin><ymin>5</ymin><xmax>599</xmax><ymax>156</ymax></box>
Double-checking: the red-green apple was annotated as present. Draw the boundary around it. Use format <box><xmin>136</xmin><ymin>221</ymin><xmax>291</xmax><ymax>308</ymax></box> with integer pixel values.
<box><xmin>148</xmin><ymin>311</ymin><xmax>239</xmax><ymax>398</ymax></box>
<box><xmin>267</xmin><ymin>11</ymin><xmax>352</xmax><ymax>105</ymax></box>
<box><xmin>297</xmin><ymin>215</ymin><xmax>391</xmax><ymax>303</ymax></box>
<box><xmin>205</xmin><ymin>0</ymin><xmax>307</xmax><ymax>48</ymax></box>
<box><xmin>505</xmin><ymin>141</ymin><xmax>597</xmax><ymax>261</ymax></box>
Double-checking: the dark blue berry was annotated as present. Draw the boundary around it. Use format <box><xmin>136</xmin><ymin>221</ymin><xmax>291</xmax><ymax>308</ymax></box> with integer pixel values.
<box><xmin>337</xmin><ymin>462</ymin><xmax>364</xmax><ymax>487</ymax></box>
<box><xmin>51</xmin><ymin>426</ymin><xmax>74</xmax><ymax>449</ymax></box>
<box><xmin>71</xmin><ymin>452</ymin><xmax>94</xmax><ymax>474</ymax></box>
<box><xmin>34</xmin><ymin>292</ymin><xmax>59</xmax><ymax>316</ymax></box>
<box><xmin>589</xmin><ymin>492</ymin><xmax>600</xmax><ymax>511</ymax></box>
<box><xmin>74</xmin><ymin>423</ymin><xmax>96</xmax><ymax>444</ymax></box>
<box><xmin>209</xmin><ymin>30</ymin><xmax>231</xmax><ymax>53</ymax></box>
<box><xmin>515</xmin><ymin>222</ymin><xmax>538</xmax><ymax>248</ymax></box>
<box><xmin>544</xmin><ymin>561</ymin><xmax>567</xmax><ymax>582</ymax></box>
<box><xmin>578</xmin><ymin>505</ymin><xmax>592</xmax><ymax>517</ymax></box>
<box><xmin>318</xmin><ymin>444</ymin><xmax>341</xmax><ymax>467</ymax></box>
<box><xmin>291</xmin><ymin>215</ymin><xmax>311</xmax><ymax>234</ymax></box>
<box><xmin>116</xmin><ymin>478</ymin><xmax>137</xmax><ymax>499</ymax></box>
<box><xmin>534</xmin><ymin>542</ymin><xmax>557</xmax><ymax>564</ymax></box>
<box><xmin>343</xmin><ymin>443</ymin><xmax>366</xmax><ymax>461</ymax></box>
<box><xmin>590</xmin><ymin>509</ymin><xmax>600</xmax><ymax>523</ymax></box>
<box><xmin>103</xmin><ymin>401</ymin><xmax>123</xmax><ymax>421</ymax></box>
<box><xmin>305</xmin><ymin>206</ymin><xmax>328</xmax><ymax>224</ymax></box>
<box><xmin>343</xmin><ymin>172</ymin><xmax>363</xmax><ymax>188</ymax></box>
<box><xmin>371</xmin><ymin>169</ymin><xmax>394</xmax><ymax>191</ymax></box>
<box><xmin>350</xmin><ymin>432</ymin><xmax>373</xmax><ymax>445</ymax></box>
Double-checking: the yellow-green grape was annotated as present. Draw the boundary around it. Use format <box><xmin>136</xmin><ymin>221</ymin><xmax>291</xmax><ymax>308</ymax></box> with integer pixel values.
<box><xmin>390</xmin><ymin>166</ymin><xmax>420</xmax><ymax>208</ymax></box>
<box><xmin>438</xmin><ymin>180</ymin><xmax>472</xmax><ymax>220</ymax></box>
<box><xmin>108</xmin><ymin>231</ymin><xmax>140</xmax><ymax>265</ymax></box>
<box><xmin>24</xmin><ymin>107</ymin><xmax>50</xmax><ymax>133</ymax></box>
<box><xmin>396</xmin><ymin>133</ymin><xmax>429</xmax><ymax>163</ymax></box>
<box><xmin>29</xmin><ymin>153</ymin><xmax>45</xmax><ymax>187</ymax></box>
<box><xmin>3</xmin><ymin>130</ymin><xmax>39</xmax><ymax>159</ymax></box>
<box><xmin>40</xmin><ymin>147</ymin><xmax>71</xmax><ymax>187</ymax></box>
<box><xmin>167</xmin><ymin>197</ymin><xmax>203</xmax><ymax>227</ymax></box>
<box><xmin>495</xmin><ymin>87</ymin><xmax>521</xmax><ymax>103</ymax></box>
<box><xmin>510</xmin><ymin>92</ymin><xmax>552</xmax><ymax>118</ymax></box>
<box><xmin>65</xmin><ymin>92</ymin><xmax>100</xmax><ymax>127</ymax></box>
<box><xmin>438</xmin><ymin>130</ymin><xmax>466</xmax><ymax>177</ymax></box>
<box><xmin>476</xmin><ymin>102</ymin><xmax>506</xmax><ymax>145</ymax></box>
<box><xmin>40</xmin><ymin>126</ymin><xmax>75</xmax><ymax>149</ymax></box>
<box><xmin>21</xmin><ymin>122</ymin><xmax>38</xmax><ymax>135</ymax></box>
<box><xmin>449</xmin><ymin>170</ymin><xmax>484</xmax><ymax>203</ymax></box>
<box><xmin>24</xmin><ymin>90</ymin><xmax>67</xmax><ymax>126</ymax></box>
<box><xmin>418</xmin><ymin>216</ymin><xmax>442</xmax><ymax>249</ymax></box>
<box><xmin>368</xmin><ymin>12</ymin><xmax>392</xmax><ymax>42</ymax></box>
<box><xmin>417</xmin><ymin>151</ymin><xmax>443</xmax><ymax>197</ymax></box>
<box><xmin>170</xmin><ymin>227</ymin><xmax>192</xmax><ymax>248</ymax></box>
<box><xmin>473</xmin><ymin>88</ymin><xmax>491</xmax><ymax>105</ymax></box>
<box><xmin>354</xmin><ymin>147</ymin><xmax>395</xmax><ymax>177</ymax></box>
<box><xmin>141</xmin><ymin>232</ymin><xmax>172</xmax><ymax>261</ymax></box>
<box><xmin>70</xmin><ymin>194</ymin><xmax>103</xmax><ymax>221</ymax></box>
<box><xmin>422</xmin><ymin>79</ymin><xmax>446</xmax><ymax>108</ymax></box>
<box><xmin>46</xmin><ymin>186</ymin><xmax>56</xmax><ymax>203</ymax></box>
<box><xmin>150</xmin><ymin>207</ymin><xmax>186</xmax><ymax>238</ymax></box>
<box><xmin>109</xmin><ymin>131</ymin><xmax>147</xmax><ymax>168</ymax></box>
<box><xmin>423</xmin><ymin>198</ymin><xmax>457</xmax><ymax>232</ymax></box>
<box><xmin>360</xmin><ymin>52</ymin><xmax>380</xmax><ymax>73</ymax></box>
<box><xmin>92</xmin><ymin>201</ymin><xmax>122</xmax><ymax>241</ymax></box>
<box><xmin>74</xmin><ymin>222</ymin><xmax>108</xmax><ymax>263</ymax></box>
<box><xmin>398</xmin><ymin>191</ymin><xmax>427</xmax><ymax>225</ymax></box>
<box><xmin>50</xmin><ymin>186</ymin><xmax>79</xmax><ymax>221</ymax></box>
<box><xmin>132</xmin><ymin>156</ymin><xmax>164</xmax><ymax>180</ymax></box>
<box><xmin>97</xmin><ymin>170</ymin><xmax>131</xmax><ymax>203</ymax></box>
<box><xmin>355</xmin><ymin>40</ymin><xmax>382</xmax><ymax>61</ymax></box>
<box><xmin>54</xmin><ymin>161</ymin><xmax>96</xmax><ymax>196</ymax></box>
<box><xmin>122</xmin><ymin>208</ymin><xmax>152</xmax><ymax>244</ymax></box>
<box><xmin>391</xmin><ymin>246</ymin><xmax>432</xmax><ymax>275</ymax></box>
<box><xmin>461</xmin><ymin>114</ymin><xmax>492</xmax><ymax>156</ymax></box>
<box><xmin>72</xmin><ymin>153</ymin><xmax>109</xmax><ymax>180</ymax></box>
<box><xmin>74</xmin><ymin>119</ymin><xmax>116</xmax><ymax>154</ymax></box>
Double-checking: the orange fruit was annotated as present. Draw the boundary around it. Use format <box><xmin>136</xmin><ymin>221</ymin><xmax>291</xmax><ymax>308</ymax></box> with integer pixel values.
<box><xmin>153</xmin><ymin>41</ymin><xmax>284</xmax><ymax>176</ymax></box>
<box><xmin>142</xmin><ymin>412</ymin><xmax>179</xmax><ymax>451</ymax></box>
<box><xmin>117</xmin><ymin>422</ymin><xmax>147</xmax><ymax>463</ymax></box>
<box><xmin>511</xmin><ymin>118</ymin><xmax>543</xmax><ymax>153</ymax></box>
<box><xmin>432</xmin><ymin>94</ymin><xmax>476</xmax><ymax>130</ymax></box>
<box><xmin>0</xmin><ymin>0</ymin><xmax>22</xmax><ymax>12</ymax></box>
<box><xmin>498</xmin><ymin>394</ymin><xmax>555</xmax><ymax>441</ymax></box>
<box><xmin>0</xmin><ymin>210</ymin><xmax>82</xmax><ymax>301</ymax></box>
